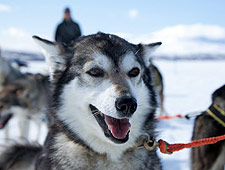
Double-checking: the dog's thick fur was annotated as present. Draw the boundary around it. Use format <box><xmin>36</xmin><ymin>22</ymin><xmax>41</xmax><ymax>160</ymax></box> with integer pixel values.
<box><xmin>0</xmin><ymin>32</ymin><xmax>162</xmax><ymax>170</ymax></box>
<box><xmin>0</xmin><ymin>73</ymin><xmax>49</xmax><ymax>141</ymax></box>
<box><xmin>191</xmin><ymin>85</ymin><xmax>225</xmax><ymax>170</ymax></box>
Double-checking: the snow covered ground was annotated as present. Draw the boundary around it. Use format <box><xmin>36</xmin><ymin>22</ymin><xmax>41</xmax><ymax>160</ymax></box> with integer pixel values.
<box><xmin>0</xmin><ymin>59</ymin><xmax>224</xmax><ymax>170</ymax></box>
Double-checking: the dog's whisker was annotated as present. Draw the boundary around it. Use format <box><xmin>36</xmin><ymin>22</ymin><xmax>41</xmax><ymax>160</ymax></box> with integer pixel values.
<box><xmin>86</xmin><ymin>112</ymin><xmax>101</xmax><ymax>120</ymax></box>
<box><xmin>63</xmin><ymin>111</ymin><xmax>101</xmax><ymax>123</ymax></box>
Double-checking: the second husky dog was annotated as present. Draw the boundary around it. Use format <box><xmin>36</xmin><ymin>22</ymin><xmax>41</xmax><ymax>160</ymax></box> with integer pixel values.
<box><xmin>0</xmin><ymin>32</ymin><xmax>162</xmax><ymax>170</ymax></box>
<box><xmin>0</xmin><ymin>74</ymin><xmax>49</xmax><ymax>141</ymax></box>
<box><xmin>191</xmin><ymin>85</ymin><xmax>225</xmax><ymax>170</ymax></box>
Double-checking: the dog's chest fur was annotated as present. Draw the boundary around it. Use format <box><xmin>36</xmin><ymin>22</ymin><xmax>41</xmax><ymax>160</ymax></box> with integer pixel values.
<box><xmin>43</xmin><ymin>133</ymin><xmax>161</xmax><ymax>170</ymax></box>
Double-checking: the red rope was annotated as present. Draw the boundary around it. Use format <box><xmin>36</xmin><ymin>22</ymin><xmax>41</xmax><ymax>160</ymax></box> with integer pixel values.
<box><xmin>156</xmin><ymin>114</ymin><xmax>183</xmax><ymax>120</ymax></box>
<box><xmin>158</xmin><ymin>134</ymin><xmax>225</xmax><ymax>154</ymax></box>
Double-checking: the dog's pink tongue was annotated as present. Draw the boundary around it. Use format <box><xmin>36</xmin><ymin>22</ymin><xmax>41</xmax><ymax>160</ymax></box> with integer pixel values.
<box><xmin>104</xmin><ymin>115</ymin><xmax>131</xmax><ymax>139</ymax></box>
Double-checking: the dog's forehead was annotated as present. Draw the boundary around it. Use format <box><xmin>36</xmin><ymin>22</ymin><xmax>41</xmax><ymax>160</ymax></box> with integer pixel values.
<box><xmin>83</xmin><ymin>52</ymin><xmax>137</xmax><ymax>71</ymax></box>
<box><xmin>72</xmin><ymin>33</ymin><xmax>137</xmax><ymax>67</ymax></box>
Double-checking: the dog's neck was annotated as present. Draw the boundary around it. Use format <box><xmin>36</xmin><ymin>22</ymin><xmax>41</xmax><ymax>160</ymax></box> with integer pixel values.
<box><xmin>42</xmin><ymin>131</ymin><xmax>162</xmax><ymax>170</ymax></box>
<box><xmin>50</xmin><ymin>123</ymin><xmax>139</xmax><ymax>161</ymax></box>
<box><xmin>47</xmin><ymin>132</ymin><xmax>153</xmax><ymax>168</ymax></box>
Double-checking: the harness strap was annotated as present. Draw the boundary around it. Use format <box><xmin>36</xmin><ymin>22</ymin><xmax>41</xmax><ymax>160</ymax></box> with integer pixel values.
<box><xmin>207</xmin><ymin>104</ymin><xmax>225</xmax><ymax>127</ymax></box>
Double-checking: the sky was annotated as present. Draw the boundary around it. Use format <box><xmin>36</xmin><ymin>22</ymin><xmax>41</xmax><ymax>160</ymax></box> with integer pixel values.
<box><xmin>0</xmin><ymin>0</ymin><xmax>225</xmax><ymax>56</ymax></box>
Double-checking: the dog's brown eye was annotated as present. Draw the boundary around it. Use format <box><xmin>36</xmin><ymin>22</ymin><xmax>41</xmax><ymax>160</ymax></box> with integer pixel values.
<box><xmin>87</xmin><ymin>68</ymin><xmax>104</xmax><ymax>77</ymax></box>
<box><xmin>128</xmin><ymin>67</ymin><xmax>140</xmax><ymax>77</ymax></box>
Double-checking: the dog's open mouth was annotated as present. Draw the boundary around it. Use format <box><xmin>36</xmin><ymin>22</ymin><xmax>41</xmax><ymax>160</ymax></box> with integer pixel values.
<box><xmin>89</xmin><ymin>104</ymin><xmax>130</xmax><ymax>144</ymax></box>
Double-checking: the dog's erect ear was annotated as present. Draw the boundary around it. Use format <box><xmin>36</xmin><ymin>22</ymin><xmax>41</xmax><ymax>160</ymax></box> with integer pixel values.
<box><xmin>138</xmin><ymin>42</ymin><xmax>162</xmax><ymax>67</ymax></box>
<box><xmin>32</xmin><ymin>36</ymin><xmax>66</xmax><ymax>77</ymax></box>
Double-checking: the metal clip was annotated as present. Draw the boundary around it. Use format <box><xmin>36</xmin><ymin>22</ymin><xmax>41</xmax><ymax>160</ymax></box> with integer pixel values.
<box><xmin>143</xmin><ymin>137</ymin><xmax>159</xmax><ymax>151</ymax></box>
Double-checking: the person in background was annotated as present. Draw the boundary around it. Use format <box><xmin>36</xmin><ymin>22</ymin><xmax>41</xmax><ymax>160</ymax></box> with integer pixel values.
<box><xmin>55</xmin><ymin>7</ymin><xmax>82</xmax><ymax>45</ymax></box>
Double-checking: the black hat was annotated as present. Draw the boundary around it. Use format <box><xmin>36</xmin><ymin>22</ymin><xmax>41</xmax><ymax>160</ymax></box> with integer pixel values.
<box><xmin>64</xmin><ymin>7</ymin><xmax>70</xmax><ymax>13</ymax></box>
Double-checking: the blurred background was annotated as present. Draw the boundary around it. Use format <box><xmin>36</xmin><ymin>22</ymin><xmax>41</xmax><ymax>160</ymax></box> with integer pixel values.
<box><xmin>0</xmin><ymin>1</ymin><xmax>225</xmax><ymax>170</ymax></box>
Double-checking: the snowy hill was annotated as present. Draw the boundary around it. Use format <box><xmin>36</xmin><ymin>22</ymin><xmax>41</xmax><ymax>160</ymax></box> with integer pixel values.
<box><xmin>1</xmin><ymin>50</ymin><xmax>44</xmax><ymax>61</ymax></box>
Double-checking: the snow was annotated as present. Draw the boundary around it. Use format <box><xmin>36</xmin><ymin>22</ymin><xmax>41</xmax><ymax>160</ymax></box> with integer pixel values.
<box><xmin>0</xmin><ymin>59</ymin><xmax>225</xmax><ymax>170</ymax></box>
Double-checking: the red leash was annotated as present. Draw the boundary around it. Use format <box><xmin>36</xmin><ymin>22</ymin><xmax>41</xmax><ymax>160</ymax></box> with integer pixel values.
<box><xmin>153</xmin><ymin>106</ymin><xmax>225</xmax><ymax>154</ymax></box>
<box><xmin>156</xmin><ymin>114</ymin><xmax>183</xmax><ymax>120</ymax></box>
<box><xmin>157</xmin><ymin>134</ymin><xmax>225</xmax><ymax>154</ymax></box>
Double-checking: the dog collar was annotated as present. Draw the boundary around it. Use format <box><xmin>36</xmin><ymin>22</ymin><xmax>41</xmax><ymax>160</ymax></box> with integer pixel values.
<box><xmin>206</xmin><ymin>104</ymin><xmax>225</xmax><ymax>127</ymax></box>
<box><xmin>127</xmin><ymin>136</ymin><xmax>159</xmax><ymax>152</ymax></box>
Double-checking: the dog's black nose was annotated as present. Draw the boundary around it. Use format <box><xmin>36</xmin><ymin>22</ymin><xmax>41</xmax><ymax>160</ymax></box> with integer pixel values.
<box><xmin>115</xmin><ymin>97</ymin><xmax>137</xmax><ymax>117</ymax></box>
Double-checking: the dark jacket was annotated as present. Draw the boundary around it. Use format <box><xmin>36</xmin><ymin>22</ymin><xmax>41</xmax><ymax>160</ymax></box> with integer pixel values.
<box><xmin>55</xmin><ymin>19</ymin><xmax>81</xmax><ymax>45</ymax></box>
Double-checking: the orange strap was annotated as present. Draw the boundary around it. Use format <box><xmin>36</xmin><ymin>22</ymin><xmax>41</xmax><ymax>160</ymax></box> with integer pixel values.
<box><xmin>157</xmin><ymin>134</ymin><xmax>225</xmax><ymax>154</ymax></box>
<box><xmin>156</xmin><ymin>114</ymin><xmax>183</xmax><ymax>120</ymax></box>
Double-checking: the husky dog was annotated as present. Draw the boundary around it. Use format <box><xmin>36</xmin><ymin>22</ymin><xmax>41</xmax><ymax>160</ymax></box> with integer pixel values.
<box><xmin>149</xmin><ymin>61</ymin><xmax>166</xmax><ymax>116</ymax></box>
<box><xmin>0</xmin><ymin>74</ymin><xmax>49</xmax><ymax>141</ymax></box>
<box><xmin>191</xmin><ymin>85</ymin><xmax>225</xmax><ymax>170</ymax></box>
<box><xmin>0</xmin><ymin>32</ymin><xmax>162</xmax><ymax>170</ymax></box>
